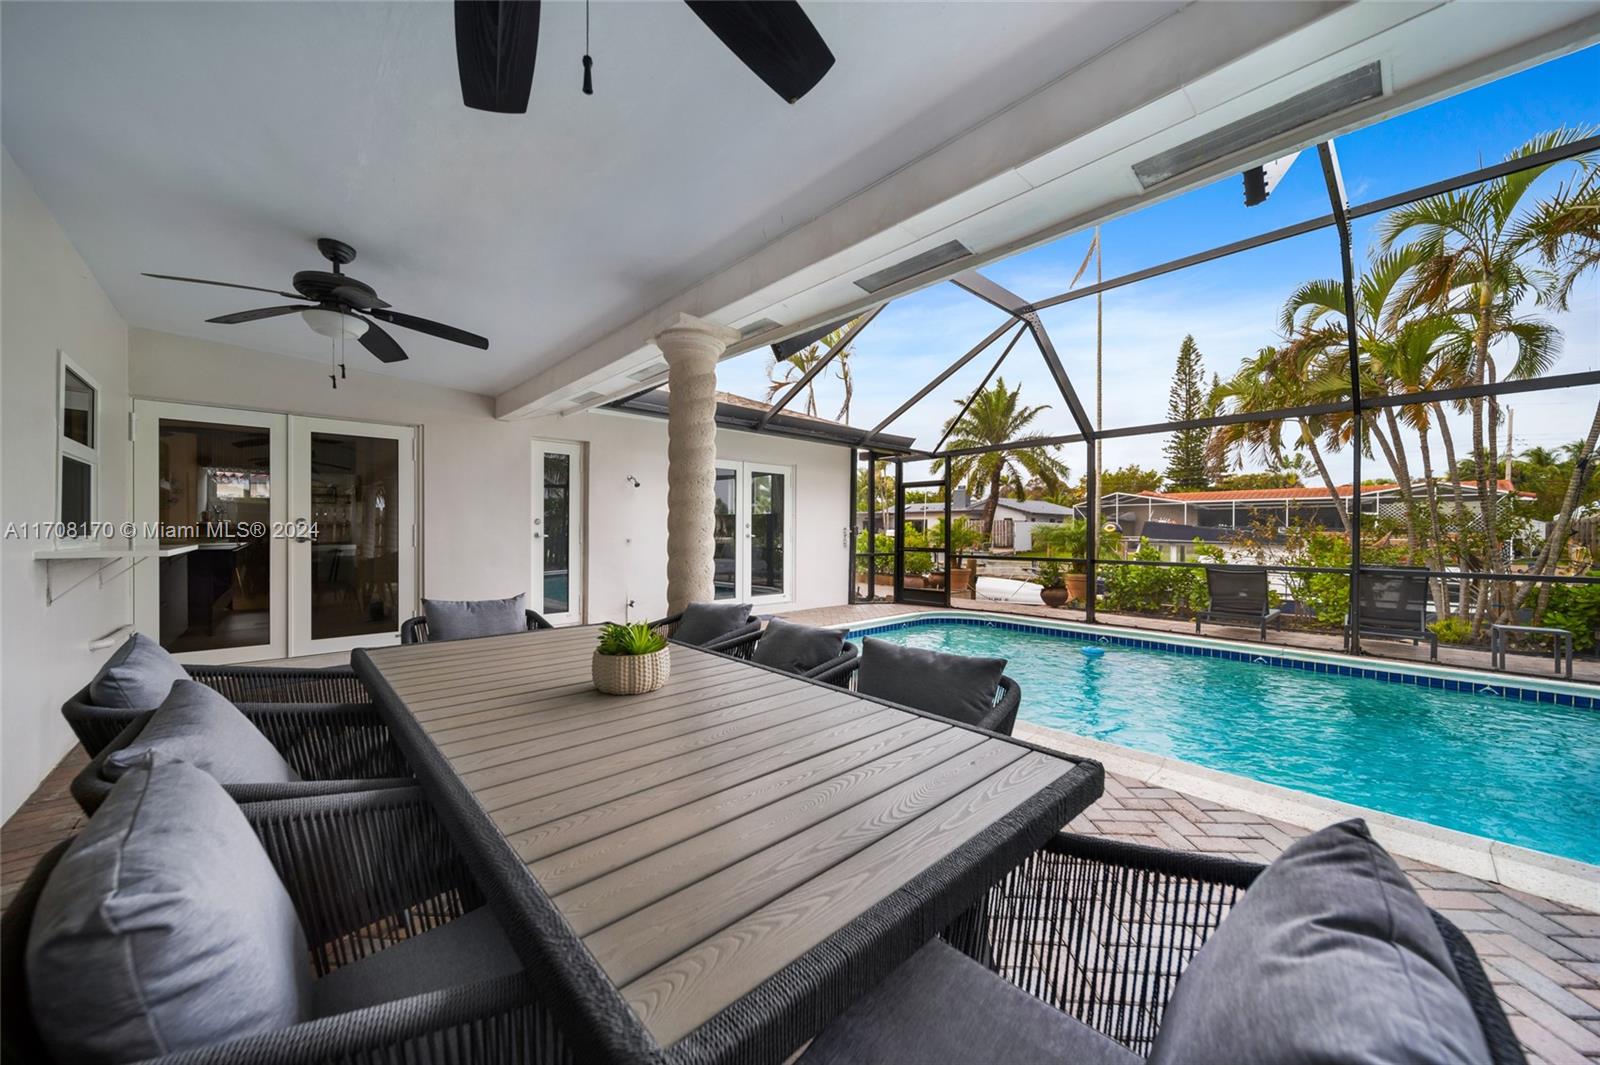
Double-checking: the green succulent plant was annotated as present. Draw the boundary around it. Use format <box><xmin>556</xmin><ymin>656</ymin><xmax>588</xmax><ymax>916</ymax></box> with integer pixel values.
<box><xmin>597</xmin><ymin>621</ymin><xmax>667</xmax><ymax>656</ymax></box>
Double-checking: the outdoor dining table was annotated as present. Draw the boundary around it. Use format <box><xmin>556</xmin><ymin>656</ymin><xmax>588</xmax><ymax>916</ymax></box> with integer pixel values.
<box><xmin>354</xmin><ymin>624</ymin><xmax>1103</xmax><ymax>1065</ymax></box>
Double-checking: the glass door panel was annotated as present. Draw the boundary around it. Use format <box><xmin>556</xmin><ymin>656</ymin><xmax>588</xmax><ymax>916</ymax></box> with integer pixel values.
<box><xmin>531</xmin><ymin>441</ymin><xmax>583</xmax><ymax>625</ymax></box>
<box><xmin>133</xmin><ymin>402</ymin><xmax>287</xmax><ymax>664</ymax></box>
<box><xmin>713</xmin><ymin>466</ymin><xmax>739</xmax><ymax>600</ymax></box>
<box><xmin>749</xmin><ymin>470</ymin><xmax>786</xmax><ymax>599</ymax></box>
<box><xmin>288</xmin><ymin>418</ymin><xmax>415</xmax><ymax>656</ymax></box>
<box><xmin>307</xmin><ymin>432</ymin><xmax>401</xmax><ymax>641</ymax></box>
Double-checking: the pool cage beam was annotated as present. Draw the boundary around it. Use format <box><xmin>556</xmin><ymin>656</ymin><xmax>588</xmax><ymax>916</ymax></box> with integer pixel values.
<box><xmin>826</xmin><ymin>128</ymin><xmax>1600</xmax><ymax>635</ymax></box>
<box><xmin>1318</xmin><ymin>140</ymin><xmax>1365</xmax><ymax>655</ymax></box>
<box><xmin>759</xmin><ymin>306</ymin><xmax>884</xmax><ymax>430</ymax></box>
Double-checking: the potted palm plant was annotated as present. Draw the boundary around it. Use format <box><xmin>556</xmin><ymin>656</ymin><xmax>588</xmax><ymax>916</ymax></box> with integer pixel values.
<box><xmin>593</xmin><ymin>621</ymin><xmax>671</xmax><ymax>695</ymax></box>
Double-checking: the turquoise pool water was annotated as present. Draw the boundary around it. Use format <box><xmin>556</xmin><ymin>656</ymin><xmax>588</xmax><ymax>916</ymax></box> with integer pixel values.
<box><xmin>849</xmin><ymin>618</ymin><xmax>1600</xmax><ymax>865</ymax></box>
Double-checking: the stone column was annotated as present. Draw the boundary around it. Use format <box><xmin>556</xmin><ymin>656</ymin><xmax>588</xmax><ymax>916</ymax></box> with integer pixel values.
<box><xmin>655</xmin><ymin>313</ymin><xmax>740</xmax><ymax>616</ymax></box>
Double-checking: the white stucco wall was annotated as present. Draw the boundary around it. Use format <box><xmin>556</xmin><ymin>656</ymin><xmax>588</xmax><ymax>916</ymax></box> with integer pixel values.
<box><xmin>1</xmin><ymin>151</ymin><xmax>133</xmax><ymax>820</ymax></box>
<box><xmin>127</xmin><ymin>328</ymin><xmax>851</xmax><ymax>628</ymax></box>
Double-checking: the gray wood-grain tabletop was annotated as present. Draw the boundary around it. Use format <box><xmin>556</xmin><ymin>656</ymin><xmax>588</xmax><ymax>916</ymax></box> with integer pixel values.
<box><xmin>363</xmin><ymin>625</ymin><xmax>1088</xmax><ymax>1049</ymax></box>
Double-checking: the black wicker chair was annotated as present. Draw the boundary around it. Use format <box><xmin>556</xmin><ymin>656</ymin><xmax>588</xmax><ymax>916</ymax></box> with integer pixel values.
<box><xmin>801</xmin><ymin>640</ymin><xmax>860</xmax><ymax>686</ymax></box>
<box><xmin>833</xmin><ymin>657</ymin><xmax>1022</xmax><ymax>735</ymax></box>
<box><xmin>1</xmin><ymin>787</ymin><xmax>573</xmax><ymax>1065</ymax></box>
<box><xmin>69</xmin><ymin>704</ymin><xmax>412</xmax><ymax>815</ymax></box>
<box><xmin>400</xmin><ymin>608</ymin><xmax>553</xmax><ymax>645</ymax></box>
<box><xmin>929</xmin><ymin>833</ymin><xmax>1524</xmax><ymax>1064</ymax></box>
<box><xmin>1196</xmin><ymin>566</ymin><xmax>1283</xmax><ymax>640</ymax></box>
<box><xmin>652</xmin><ymin>610</ymin><xmax>763</xmax><ymax>659</ymax></box>
<box><xmin>1352</xmin><ymin>568</ymin><xmax>1439</xmax><ymax>660</ymax></box>
<box><xmin>62</xmin><ymin>662</ymin><xmax>372</xmax><ymax>757</ymax></box>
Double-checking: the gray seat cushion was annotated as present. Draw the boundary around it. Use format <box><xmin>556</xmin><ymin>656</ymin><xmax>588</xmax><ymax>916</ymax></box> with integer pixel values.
<box><xmin>751</xmin><ymin>618</ymin><xmax>843</xmax><ymax>674</ymax></box>
<box><xmin>26</xmin><ymin>755</ymin><xmax>311</xmax><ymax>1062</ymax></box>
<box><xmin>312</xmin><ymin>907</ymin><xmax>523</xmax><ymax>1018</ymax></box>
<box><xmin>104</xmin><ymin>680</ymin><xmax>298</xmax><ymax>785</ymax></box>
<box><xmin>1148</xmin><ymin>819</ymin><xmax>1491</xmax><ymax>1065</ymax></box>
<box><xmin>86</xmin><ymin>632</ymin><xmax>188</xmax><ymax>709</ymax></box>
<box><xmin>423</xmin><ymin>594</ymin><xmax>527</xmax><ymax>642</ymax></box>
<box><xmin>799</xmin><ymin>939</ymin><xmax>1139</xmax><ymax>1065</ymax></box>
<box><xmin>856</xmin><ymin>638</ymin><xmax>1005</xmax><ymax>727</ymax></box>
<box><xmin>672</xmin><ymin>601</ymin><xmax>752</xmax><ymax>646</ymax></box>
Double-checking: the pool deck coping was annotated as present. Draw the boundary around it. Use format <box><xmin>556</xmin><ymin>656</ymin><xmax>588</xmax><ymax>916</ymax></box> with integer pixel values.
<box><xmin>837</xmin><ymin>609</ymin><xmax>1600</xmax><ymax>911</ymax></box>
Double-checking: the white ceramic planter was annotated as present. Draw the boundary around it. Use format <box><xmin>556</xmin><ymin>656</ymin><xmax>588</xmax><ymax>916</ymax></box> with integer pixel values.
<box><xmin>592</xmin><ymin>647</ymin><xmax>671</xmax><ymax>695</ymax></box>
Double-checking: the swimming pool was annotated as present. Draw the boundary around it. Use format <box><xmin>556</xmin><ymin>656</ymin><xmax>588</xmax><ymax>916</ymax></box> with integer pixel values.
<box><xmin>847</xmin><ymin>615</ymin><xmax>1600</xmax><ymax>865</ymax></box>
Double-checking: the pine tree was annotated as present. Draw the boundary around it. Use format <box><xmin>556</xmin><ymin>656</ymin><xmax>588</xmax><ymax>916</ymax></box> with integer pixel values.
<box><xmin>1162</xmin><ymin>335</ymin><xmax>1211</xmax><ymax>490</ymax></box>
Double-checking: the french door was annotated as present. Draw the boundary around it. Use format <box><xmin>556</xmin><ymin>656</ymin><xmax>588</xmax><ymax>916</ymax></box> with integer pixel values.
<box><xmin>133</xmin><ymin>401</ymin><xmax>416</xmax><ymax>662</ymax></box>
<box><xmin>713</xmin><ymin>461</ymin><xmax>794</xmax><ymax>607</ymax></box>
<box><xmin>531</xmin><ymin>440</ymin><xmax>583</xmax><ymax>625</ymax></box>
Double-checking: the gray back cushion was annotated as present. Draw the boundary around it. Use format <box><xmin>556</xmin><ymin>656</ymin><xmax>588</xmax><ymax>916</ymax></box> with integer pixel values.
<box><xmin>87</xmin><ymin>632</ymin><xmax>188</xmax><ymax>709</ymax></box>
<box><xmin>673</xmin><ymin>601</ymin><xmax>751</xmax><ymax>646</ymax></box>
<box><xmin>856</xmin><ymin>638</ymin><xmax>1005</xmax><ymax>727</ymax></box>
<box><xmin>752</xmin><ymin>619</ymin><xmax>844</xmax><ymax>674</ymax></box>
<box><xmin>27</xmin><ymin>755</ymin><xmax>311</xmax><ymax>1062</ymax></box>
<box><xmin>104</xmin><ymin>680</ymin><xmax>297</xmax><ymax>785</ymax></box>
<box><xmin>1148</xmin><ymin>819</ymin><xmax>1491</xmax><ymax>1065</ymax></box>
<box><xmin>423</xmin><ymin>593</ymin><xmax>527</xmax><ymax>642</ymax></box>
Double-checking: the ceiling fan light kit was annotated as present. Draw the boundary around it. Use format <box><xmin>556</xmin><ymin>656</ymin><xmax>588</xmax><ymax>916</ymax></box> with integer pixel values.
<box><xmin>301</xmin><ymin>307</ymin><xmax>368</xmax><ymax>340</ymax></box>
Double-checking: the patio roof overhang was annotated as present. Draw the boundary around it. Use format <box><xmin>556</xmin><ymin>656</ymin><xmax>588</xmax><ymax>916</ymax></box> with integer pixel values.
<box><xmin>605</xmin><ymin>388</ymin><xmax>917</xmax><ymax>453</ymax></box>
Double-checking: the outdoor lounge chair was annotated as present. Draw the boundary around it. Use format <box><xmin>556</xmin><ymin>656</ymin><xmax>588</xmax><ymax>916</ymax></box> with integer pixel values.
<box><xmin>69</xmin><ymin>699</ymin><xmax>411</xmax><ymax>815</ymax></box>
<box><xmin>400</xmin><ymin>607</ymin><xmax>553</xmax><ymax>644</ymax></box>
<box><xmin>802</xmin><ymin>823</ymin><xmax>1522</xmax><ymax>1065</ymax></box>
<box><xmin>652</xmin><ymin>602</ymin><xmax>763</xmax><ymax>658</ymax></box>
<box><xmin>1196</xmin><ymin>565</ymin><xmax>1283</xmax><ymax>639</ymax></box>
<box><xmin>2</xmin><ymin>776</ymin><xmax>557</xmax><ymax>1065</ymax></box>
<box><xmin>62</xmin><ymin>661</ymin><xmax>372</xmax><ymax>757</ymax></box>
<box><xmin>1352</xmin><ymin>568</ymin><xmax>1439</xmax><ymax>660</ymax></box>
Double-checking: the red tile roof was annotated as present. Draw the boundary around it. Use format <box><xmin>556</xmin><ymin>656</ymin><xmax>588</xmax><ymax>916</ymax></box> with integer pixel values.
<box><xmin>1132</xmin><ymin>479</ymin><xmax>1530</xmax><ymax>502</ymax></box>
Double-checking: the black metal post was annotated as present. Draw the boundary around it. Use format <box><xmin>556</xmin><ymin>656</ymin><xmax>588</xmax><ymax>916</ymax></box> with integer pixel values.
<box><xmin>866</xmin><ymin>451</ymin><xmax>879</xmax><ymax>603</ymax></box>
<box><xmin>1319</xmin><ymin>140</ymin><xmax>1362</xmax><ymax>654</ymax></box>
<box><xmin>892</xmin><ymin>459</ymin><xmax>906</xmax><ymax>601</ymax></box>
<box><xmin>1084</xmin><ymin>434</ymin><xmax>1097</xmax><ymax>624</ymax></box>
<box><xmin>942</xmin><ymin>465</ymin><xmax>954</xmax><ymax>609</ymax></box>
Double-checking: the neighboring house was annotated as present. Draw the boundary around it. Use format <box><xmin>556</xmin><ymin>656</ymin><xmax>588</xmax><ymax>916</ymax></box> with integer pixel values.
<box><xmin>861</xmin><ymin>489</ymin><xmax>1070</xmax><ymax>550</ymax></box>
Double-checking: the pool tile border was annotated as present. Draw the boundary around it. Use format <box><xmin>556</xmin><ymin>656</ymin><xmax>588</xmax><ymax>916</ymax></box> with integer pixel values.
<box><xmin>845</xmin><ymin>611</ymin><xmax>1600</xmax><ymax>710</ymax></box>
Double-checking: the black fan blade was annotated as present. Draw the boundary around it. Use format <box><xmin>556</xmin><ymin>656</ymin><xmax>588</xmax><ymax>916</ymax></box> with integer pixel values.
<box><xmin>206</xmin><ymin>304</ymin><xmax>312</xmax><ymax>325</ymax></box>
<box><xmin>356</xmin><ymin>318</ymin><xmax>409</xmax><ymax>363</ymax></box>
<box><xmin>685</xmin><ymin>1</ymin><xmax>834</xmax><ymax>104</ymax></box>
<box><xmin>144</xmin><ymin>273</ymin><xmax>303</xmax><ymax>300</ymax></box>
<box><xmin>456</xmin><ymin>0</ymin><xmax>541</xmax><ymax>113</ymax></box>
<box><xmin>332</xmin><ymin>284</ymin><xmax>390</xmax><ymax>311</ymax></box>
<box><xmin>369</xmin><ymin>308</ymin><xmax>489</xmax><ymax>349</ymax></box>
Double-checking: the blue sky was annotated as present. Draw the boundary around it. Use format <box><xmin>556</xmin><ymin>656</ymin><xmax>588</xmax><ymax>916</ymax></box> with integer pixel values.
<box><xmin>717</xmin><ymin>44</ymin><xmax>1600</xmax><ymax>484</ymax></box>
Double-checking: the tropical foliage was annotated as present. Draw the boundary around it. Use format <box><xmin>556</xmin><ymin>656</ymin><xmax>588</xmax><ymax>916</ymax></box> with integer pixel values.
<box><xmin>766</xmin><ymin>318</ymin><xmax>863</xmax><ymax>421</ymax></box>
<box><xmin>932</xmin><ymin>377</ymin><xmax>1071</xmax><ymax>536</ymax></box>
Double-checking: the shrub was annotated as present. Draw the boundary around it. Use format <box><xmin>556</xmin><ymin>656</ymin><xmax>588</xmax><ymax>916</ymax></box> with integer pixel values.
<box><xmin>1429</xmin><ymin>617</ymin><xmax>1473</xmax><ymax>645</ymax></box>
<box><xmin>1101</xmin><ymin>537</ymin><xmax>1220</xmax><ymax>616</ymax></box>
<box><xmin>1544</xmin><ymin>576</ymin><xmax>1600</xmax><ymax>652</ymax></box>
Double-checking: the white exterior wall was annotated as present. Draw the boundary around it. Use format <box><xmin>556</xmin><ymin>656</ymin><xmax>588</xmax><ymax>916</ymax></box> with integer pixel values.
<box><xmin>128</xmin><ymin>329</ymin><xmax>851</xmax><ymax>627</ymax></box>
<box><xmin>1</xmin><ymin>151</ymin><xmax>133</xmax><ymax>820</ymax></box>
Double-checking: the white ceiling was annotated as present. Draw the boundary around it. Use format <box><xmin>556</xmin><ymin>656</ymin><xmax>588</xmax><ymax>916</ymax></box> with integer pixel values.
<box><xmin>1</xmin><ymin>0</ymin><xmax>1188</xmax><ymax>395</ymax></box>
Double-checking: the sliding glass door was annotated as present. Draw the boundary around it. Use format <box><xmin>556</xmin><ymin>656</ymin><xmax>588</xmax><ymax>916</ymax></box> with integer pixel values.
<box><xmin>713</xmin><ymin>461</ymin><xmax>794</xmax><ymax>607</ymax></box>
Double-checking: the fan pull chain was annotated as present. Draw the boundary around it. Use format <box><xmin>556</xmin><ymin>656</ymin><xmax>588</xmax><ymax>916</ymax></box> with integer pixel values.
<box><xmin>329</xmin><ymin>335</ymin><xmax>338</xmax><ymax>390</ymax></box>
<box><xmin>581</xmin><ymin>0</ymin><xmax>594</xmax><ymax>95</ymax></box>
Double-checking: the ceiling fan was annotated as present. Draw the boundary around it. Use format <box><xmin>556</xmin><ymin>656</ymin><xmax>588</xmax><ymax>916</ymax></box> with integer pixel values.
<box><xmin>455</xmin><ymin>0</ymin><xmax>835</xmax><ymax>113</ymax></box>
<box><xmin>143</xmin><ymin>238</ymin><xmax>488</xmax><ymax>385</ymax></box>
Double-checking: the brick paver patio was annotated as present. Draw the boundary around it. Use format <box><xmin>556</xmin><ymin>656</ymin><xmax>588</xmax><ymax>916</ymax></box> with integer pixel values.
<box><xmin>4</xmin><ymin>607</ymin><xmax>1596</xmax><ymax>1062</ymax></box>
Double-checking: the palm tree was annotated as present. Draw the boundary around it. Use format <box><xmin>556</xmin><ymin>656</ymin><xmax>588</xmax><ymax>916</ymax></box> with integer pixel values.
<box><xmin>765</xmin><ymin>319</ymin><xmax>860</xmax><ymax>422</ymax></box>
<box><xmin>1207</xmin><ymin>346</ymin><xmax>1350</xmax><ymax>533</ymax></box>
<box><xmin>931</xmin><ymin>377</ymin><xmax>1070</xmax><ymax>536</ymax></box>
<box><xmin>1380</xmin><ymin>131</ymin><xmax>1584</xmax><ymax>608</ymax></box>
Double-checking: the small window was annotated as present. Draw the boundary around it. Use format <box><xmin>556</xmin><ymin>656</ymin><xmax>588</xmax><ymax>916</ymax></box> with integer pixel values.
<box><xmin>58</xmin><ymin>355</ymin><xmax>99</xmax><ymax>538</ymax></box>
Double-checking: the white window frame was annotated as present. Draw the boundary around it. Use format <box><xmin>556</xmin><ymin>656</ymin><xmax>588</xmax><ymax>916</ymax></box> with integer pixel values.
<box><xmin>715</xmin><ymin>459</ymin><xmax>797</xmax><ymax>607</ymax></box>
<box><xmin>57</xmin><ymin>351</ymin><xmax>100</xmax><ymax>540</ymax></box>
